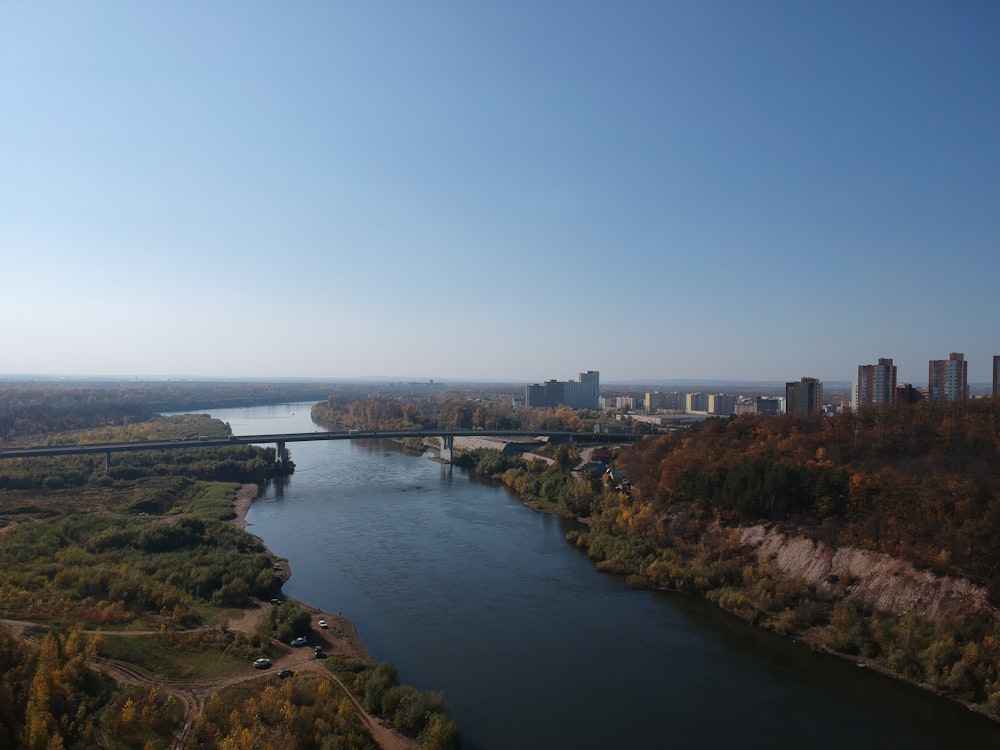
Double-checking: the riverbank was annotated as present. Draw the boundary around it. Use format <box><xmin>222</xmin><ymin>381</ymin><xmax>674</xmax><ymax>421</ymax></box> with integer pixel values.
<box><xmin>228</xmin><ymin>483</ymin><xmax>431</xmax><ymax>750</ymax></box>
<box><xmin>231</xmin><ymin>483</ymin><xmax>374</xmax><ymax>662</ymax></box>
<box><xmin>454</xmin><ymin>448</ymin><xmax>1000</xmax><ymax>728</ymax></box>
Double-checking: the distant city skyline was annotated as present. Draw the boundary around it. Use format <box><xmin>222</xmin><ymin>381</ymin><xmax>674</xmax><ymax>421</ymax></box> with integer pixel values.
<box><xmin>7</xmin><ymin>348</ymin><xmax>1000</xmax><ymax>392</ymax></box>
<box><xmin>3</xmin><ymin>3</ymin><xmax>998</xmax><ymax>385</ymax></box>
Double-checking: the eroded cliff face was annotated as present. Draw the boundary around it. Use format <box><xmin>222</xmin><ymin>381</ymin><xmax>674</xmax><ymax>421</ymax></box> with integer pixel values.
<box><xmin>738</xmin><ymin>524</ymin><xmax>992</xmax><ymax>619</ymax></box>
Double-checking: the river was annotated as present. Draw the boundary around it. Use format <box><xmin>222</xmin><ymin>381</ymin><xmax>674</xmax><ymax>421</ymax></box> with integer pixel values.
<box><xmin>203</xmin><ymin>403</ymin><xmax>1000</xmax><ymax>749</ymax></box>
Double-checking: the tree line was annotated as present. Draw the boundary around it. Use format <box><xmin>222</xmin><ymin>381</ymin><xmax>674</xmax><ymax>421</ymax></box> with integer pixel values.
<box><xmin>0</xmin><ymin>413</ymin><xmax>292</xmax><ymax>490</ymax></box>
<box><xmin>0</xmin><ymin>381</ymin><xmax>347</xmax><ymax>441</ymax></box>
<box><xmin>312</xmin><ymin>393</ymin><xmax>608</xmax><ymax>433</ymax></box>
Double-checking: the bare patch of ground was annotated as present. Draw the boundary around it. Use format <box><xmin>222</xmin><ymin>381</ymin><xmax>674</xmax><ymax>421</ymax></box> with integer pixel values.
<box><xmin>739</xmin><ymin>523</ymin><xmax>992</xmax><ymax>619</ymax></box>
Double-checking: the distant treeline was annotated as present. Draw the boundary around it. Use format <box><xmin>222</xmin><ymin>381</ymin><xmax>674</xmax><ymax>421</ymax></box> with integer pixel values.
<box><xmin>313</xmin><ymin>393</ymin><xmax>608</xmax><ymax>432</ymax></box>
<box><xmin>0</xmin><ymin>413</ymin><xmax>292</xmax><ymax>489</ymax></box>
<box><xmin>0</xmin><ymin>389</ymin><xmax>154</xmax><ymax>442</ymax></box>
<box><xmin>0</xmin><ymin>382</ymin><xmax>346</xmax><ymax>441</ymax></box>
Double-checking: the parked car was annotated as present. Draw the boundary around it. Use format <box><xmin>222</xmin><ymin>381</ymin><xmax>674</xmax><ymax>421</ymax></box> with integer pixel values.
<box><xmin>253</xmin><ymin>658</ymin><xmax>272</xmax><ymax>669</ymax></box>
<box><xmin>277</xmin><ymin>669</ymin><xmax>294</xmax><ymax>679</ymax></box>
<box><xmin>317</xmin><ymin>619</ymin><xmax>328</xmax><ymax>629</ymax></box>
<box><xmin>290</xmin><ymin>637</ymin><xmax>308</xmax><ymax>647</ymax></box>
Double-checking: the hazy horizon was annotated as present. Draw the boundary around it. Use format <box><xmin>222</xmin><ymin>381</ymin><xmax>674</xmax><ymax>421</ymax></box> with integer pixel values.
<box><xmin>3</xmin><ymin>3</ymin><xmax>998</xmax><ymax>385</ymax></box>
<box><xmin>8</xmin><ymin>371</ymin><xmax>997</xmax><ymax>393</ymax></box>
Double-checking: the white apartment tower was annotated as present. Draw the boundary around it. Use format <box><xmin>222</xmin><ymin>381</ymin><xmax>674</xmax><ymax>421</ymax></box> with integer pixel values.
<box><xmin>527</xmin><ymin>370</ymin><xmax>599</xmax><ymax>410</ymax></box>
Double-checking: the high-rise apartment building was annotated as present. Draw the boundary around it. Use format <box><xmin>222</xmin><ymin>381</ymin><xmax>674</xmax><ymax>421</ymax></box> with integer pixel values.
<box><xmin>644</xmin><ymin>392</ymin><xmax>666</xmax><ymax>412</ymax></box>
<box><xmin>994</xmin><ymin>355</ymin><xmax>999</xmax><ymax>397</ymax></box>
<box><xmin>785</xmin><ymin>377</ymin><xmax>823</xmax><ymax>416</ymax></box>
<box><xmin>565</xmin><ymin>370</ymin><xmax>599</xmax><ymax>410</ymax></box>
<box><xmin>525</xmin><ymin>370</ymin><xmax>599</xmax><ymax>410</ymax></box>
<box><xmin>685</xmin><ymin>392</ymin><xmax>709</xmax><ymax>412</ymax></box>
<box><xmin>708</xmin><ymin>394</ymin><xmax>739</xmax><ymax>416</ymax></box>
<box><xmin>928</xmin><ymin>353</ymin><xmax>968</xmax><ymax>403</ymax></box>
<box><xmin>663</xmin><ymin>392</ymin><xmax>686</xmax><ymax>412</ymax></box>
<box><xmin>525</xmin><ymin>381</ymin><xmax>562</xmax><ymax>408</ymax></box>
<box><xmin>854</xmin><ymin>357</ymin><xmax>897</xmax><ymax>410</ymax></box>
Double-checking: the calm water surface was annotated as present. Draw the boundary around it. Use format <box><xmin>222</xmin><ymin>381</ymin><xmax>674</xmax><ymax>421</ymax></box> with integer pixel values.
<box><xmin>205</xmin><ymin>403</ymin><xmax>1000</xmax><ymax>749</ymax></box>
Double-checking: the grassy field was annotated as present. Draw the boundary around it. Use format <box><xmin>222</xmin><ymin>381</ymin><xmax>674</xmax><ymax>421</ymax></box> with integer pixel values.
<box><xmin>97</xmin><ymin>632</ymin><xmax>265</xmax><ymax>680</ymax></box>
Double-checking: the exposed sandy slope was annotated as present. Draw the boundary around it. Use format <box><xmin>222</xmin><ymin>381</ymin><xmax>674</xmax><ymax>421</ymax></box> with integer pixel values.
<box><xmin>739</xmin><ymin>523</ymin><xmax>993</xmax><ymax>619</ymax></box>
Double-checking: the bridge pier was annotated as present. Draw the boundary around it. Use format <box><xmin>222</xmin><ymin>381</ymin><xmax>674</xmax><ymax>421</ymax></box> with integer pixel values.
<box><xmin>276</xmin><ymin>441</ymin><xmax>287</xmax><ymax>465</ymax></box>
<box><xmin>438</xmin><ymin>434</ymin><xmax>454</xmax><ymax>463</ymax></box>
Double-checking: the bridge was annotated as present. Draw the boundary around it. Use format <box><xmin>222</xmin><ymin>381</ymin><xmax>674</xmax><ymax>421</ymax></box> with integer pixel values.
<box><xmin>0</xmin><ymin>429</ymin><xmax>610</xmax><ymax>469</ymax></box>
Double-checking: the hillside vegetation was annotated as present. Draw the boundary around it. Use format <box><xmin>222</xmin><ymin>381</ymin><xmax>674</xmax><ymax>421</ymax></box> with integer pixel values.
<box><xmin>560</xmin><ymin>398</ymin><xmax>1000</xmax><ymax>716</ymax></box>
<box><xmin>447</xmin><ymin>396</ymin><xmax>1000</xmax><ymax>719</ymax></box>
<box><xmin>616</xmin><ymin>398</ymin><xmax>1000</xmax><ymax>593</ymax></box>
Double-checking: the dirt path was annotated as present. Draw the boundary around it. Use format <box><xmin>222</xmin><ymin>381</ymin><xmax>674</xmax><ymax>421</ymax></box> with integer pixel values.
<box><xmin>6</xmin><ymin>602</ymin><xmax>417</xmax><ymax>749</ymax></box>
<box><xmin>88</xmin><ymin>620</ymin><xmax>415</xmax><ymax>750</ymax></box>
<box><xmin>571</xmin><ymin>446</ymin><xmax>597</xmax><ymax>478</ymax></box>
<box><xmin>2</xmin><ymin>484</ymin><xmax>418</xmax><ymax>750</ymax></box>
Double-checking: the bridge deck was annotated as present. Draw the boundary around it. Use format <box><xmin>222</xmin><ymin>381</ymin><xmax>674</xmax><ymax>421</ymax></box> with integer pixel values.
<box><xmin>0</xmin><ymin>430</ymin><xmax>609</xmax><ymax>460</ymax></box>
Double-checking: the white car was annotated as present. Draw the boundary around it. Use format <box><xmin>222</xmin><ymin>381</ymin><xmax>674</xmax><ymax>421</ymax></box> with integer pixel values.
<box><xmin>318</xmin><ymin>619</ymin><xmax>328</xmax><ymax>629</ymax></box>
<box><xmin>290</xmin><ymin>637</ymin><xmax>308</xmax><ymax>647</ymax></box>
<box><xmin>253</xmin><ymin>658</ymin><xmax>272</xmax><ymax>669</ymax></box>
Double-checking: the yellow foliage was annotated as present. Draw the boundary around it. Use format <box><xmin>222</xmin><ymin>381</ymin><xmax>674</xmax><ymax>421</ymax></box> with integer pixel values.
<box><xmin>338</xmin><ymin>696</ymin><xmax>354</xmax><ymax>717</ymax></box>
<box><xmin>962</xmin><ymin>641</ymin><xmax>980</xmax><ymax>663</ymax></box>
<box><xmin>218</xmin><ymin>727</ymin><xmax>255</xmax><ymax>750</ymax></box>
<box><xmin>121</xmin><ymin>698</ymin><xmax>136</xmax><ymax>724</ymax></box>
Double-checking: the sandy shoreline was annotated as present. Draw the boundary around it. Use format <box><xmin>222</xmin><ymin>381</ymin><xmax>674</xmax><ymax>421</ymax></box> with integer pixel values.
<box><xmin>231</xmin><ymin>483</ymin><xmax>374</xmax><ymax>661</ymax></box>
<box><xmin>232</xmin><ymin>483</ymin><xmax>258</xmax><ymax>530</ymax></box>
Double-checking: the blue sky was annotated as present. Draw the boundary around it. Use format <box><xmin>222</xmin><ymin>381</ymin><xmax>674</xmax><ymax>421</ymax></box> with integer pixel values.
<box><xmin>2</xmin><ymin>1</ymin><xmax>998</xmax><ymax>385</ymax></box>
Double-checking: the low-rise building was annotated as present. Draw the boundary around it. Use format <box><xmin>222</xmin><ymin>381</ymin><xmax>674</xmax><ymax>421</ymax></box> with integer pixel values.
<box><xmin>734</xmin><ymin>396</ymin><xmax>781</xmax><ymax>416</ymax></box>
